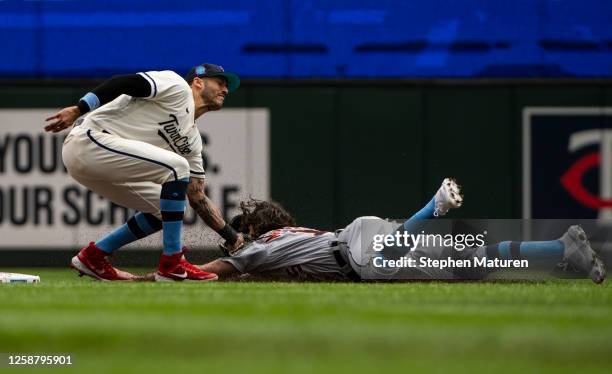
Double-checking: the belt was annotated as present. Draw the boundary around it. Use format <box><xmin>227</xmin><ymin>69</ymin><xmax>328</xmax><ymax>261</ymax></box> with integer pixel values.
<box><xmin>330</xmin><ymin>240</ymin><xmax>361</xmax><ymax>282</ymax></box>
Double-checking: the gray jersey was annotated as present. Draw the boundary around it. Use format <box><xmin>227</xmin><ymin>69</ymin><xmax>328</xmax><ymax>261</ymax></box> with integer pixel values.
<box><xmin>219</xmin><ymin>216</ymin><xmax>490</xmax><ymax>281</ymax></box>
<box><xmin>220</xmin><ymin>227</ymin><xmax>348</xmax><ymax>280</ymax></box>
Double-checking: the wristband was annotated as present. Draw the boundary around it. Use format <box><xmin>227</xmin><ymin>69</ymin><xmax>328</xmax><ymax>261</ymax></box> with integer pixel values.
<box><xmin>79</xmin><ymin>92</ymin><xmax>101</xmax><ymax>113</ymax></box>
<box><xmin>77</xmin><ymin>100</ymin><xmax>90</xmax><ymax>115</ymax></box>
<box><xmin>216</xmin><ymin>223</ymin><xmax>238</xmax><ymax>244</ymax></box>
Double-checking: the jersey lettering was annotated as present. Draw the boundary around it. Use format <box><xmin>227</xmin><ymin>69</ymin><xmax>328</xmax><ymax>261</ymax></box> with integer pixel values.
<box><xmin>260</xmin><ymin>227</ymin><xmax>328</xmax><ymax>243</ymax></box>
<box><xmin>157</xmin><ymin>114</ymin><xmax>191</xmax><ymax>154</ymax></box>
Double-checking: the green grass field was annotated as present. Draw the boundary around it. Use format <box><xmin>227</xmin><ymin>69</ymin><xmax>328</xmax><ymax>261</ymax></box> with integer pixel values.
<box><xmin>1</xmin><ymin>269</ymin><xmax>611</xmax><ymax>373</ymax></box>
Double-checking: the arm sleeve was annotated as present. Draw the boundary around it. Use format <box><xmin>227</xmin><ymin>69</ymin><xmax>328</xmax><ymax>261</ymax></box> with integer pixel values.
<box><xmin>219</xmin><ymin>243</ymin><xmax>272</xmax><ymax>274</ymax></box>
<box><xmin>77</xmin><ymin>74</ymin><xmax>151</xmax><ymax>114</ymax></box>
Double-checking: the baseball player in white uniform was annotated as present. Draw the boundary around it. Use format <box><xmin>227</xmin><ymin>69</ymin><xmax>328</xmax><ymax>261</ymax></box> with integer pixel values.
<box><xmin>196</xmin><ymin>179</ymin><xmax>605</xmax><ymax>284</ymax></box>
<box><xmin>44</xmin><ymin>63</ymin><xmax>245</xmax><ymax>282</ymax></box>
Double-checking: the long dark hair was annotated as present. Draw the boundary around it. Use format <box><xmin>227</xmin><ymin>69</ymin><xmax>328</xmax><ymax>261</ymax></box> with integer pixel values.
<box><xmin>238</xmin><ymin>198</ymin><xmax>296</xmax><ymax>238</ymax></box>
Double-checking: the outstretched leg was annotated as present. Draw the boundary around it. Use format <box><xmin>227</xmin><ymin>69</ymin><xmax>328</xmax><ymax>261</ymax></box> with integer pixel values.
<box><xmin>471</xmin><ymin>225</ymin><xmax>605</xmax><ymax>283</ymax></box>
<box><xmin>381</xmin><ymin>178</ymin><xmax>463</xmax><ymax>261</ymax></box>
<box><xmin>402</xmin><ymin>178</ymin><xmax>463</xmax><ymax>231</ymax></box>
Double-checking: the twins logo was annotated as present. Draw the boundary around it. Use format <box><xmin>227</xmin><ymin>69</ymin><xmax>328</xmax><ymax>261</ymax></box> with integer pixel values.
<box><xmin>523</xmin><ymin>107</ymin><xmax>612</xmax><ymax>219</ymax></box>
<box><xmin>561</xmin><ymin>130</ymin><xmax>612</xmax><ymax>219</ymax></box>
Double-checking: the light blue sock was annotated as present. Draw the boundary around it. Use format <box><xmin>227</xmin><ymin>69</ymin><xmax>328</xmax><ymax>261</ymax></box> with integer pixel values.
<box><xmin>96</xmin><ymin>212</ymin><xmax>162</xmax><ymax>253</ymax></box>
<box><xmin>487</xmin><ymin>240</ymin><xmax>565</xmax><ymax>261</ymax></box>
<box><xmin>161</xmin><ymin>220</ymin><xmax>184</xmax><ymax>254</ymax></box>
<box><xmin>379</xmin><ymin>197</ymin><xmax>437</xmax><ymax>261</ymax></box>
<box><xmin>96</xmin><ymin>225</ymin><xmax>138</xmax><ymax>253</ymax></box>
<box><xmin>160</xmin><ymin>179</ymin><xmax>189</xmax><ymax>255</ymax></box>
<box><xmin>400</xmin><ymin>197</ymin><xmax>436</xmax><ymax>233</ymax></box>
<box><xmin>407</xmin><ymin>197</ymin><xmax>436</xmax><ymax>222</ymax></box>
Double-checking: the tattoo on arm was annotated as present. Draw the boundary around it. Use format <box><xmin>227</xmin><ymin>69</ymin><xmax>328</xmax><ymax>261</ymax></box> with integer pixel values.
<box><xmin>187</xmin><ymin>178</ymin><xmax>225</xmax><ymax>230</ymax></box>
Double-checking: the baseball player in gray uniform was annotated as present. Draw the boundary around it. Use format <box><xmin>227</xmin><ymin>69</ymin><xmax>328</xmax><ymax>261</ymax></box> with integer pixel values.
<box><xmin>197</xmin><ymin>179</ymin><xmax>605</xmax><ymax>284</ymax></box>
<box><xmin>44</xmin><ymin>63</ymin><xmax>245</xmax><ymax>282</ymax></box>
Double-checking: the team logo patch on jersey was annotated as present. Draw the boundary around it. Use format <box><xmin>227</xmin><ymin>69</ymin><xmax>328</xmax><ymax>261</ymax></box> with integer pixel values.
<box><xmin>523</xmin><ymin>107</ymin><xmax>612</xmax><ymax>219</ymax></box>
<box><xmin>157</xmin><ymin>114</ymin><xmax>192</xmax><ymax>154</ymax></box>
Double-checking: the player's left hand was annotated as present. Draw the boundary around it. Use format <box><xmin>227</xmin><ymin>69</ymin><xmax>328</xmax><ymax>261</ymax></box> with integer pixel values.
<box><xmin>44</xmin><ymin>106</ymin><xmax>81</xmax><ymax>133</ymax></box>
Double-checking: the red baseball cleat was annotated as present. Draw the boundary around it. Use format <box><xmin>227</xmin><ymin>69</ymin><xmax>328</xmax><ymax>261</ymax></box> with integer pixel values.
<box><xmin>71</xmin><ymin>242</ymin><xmax>137</xmax><ymax>281</ymax></box>
<box><xmin>155</xmin><ymin>249</ymin><xmax>218</xmax><ymax>282</ymax></box>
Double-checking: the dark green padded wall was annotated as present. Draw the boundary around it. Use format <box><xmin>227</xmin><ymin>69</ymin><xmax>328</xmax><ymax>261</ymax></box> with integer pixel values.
<box><xmin>335</xmin><ymin>87</ymin><xmax>424</xmax><ymax>227</ymax></box>
<box><xmin>248</xmin><ymin>87</ymin><xmax>337</xmax><ymax>229</ymax></box>
<box><xmin>424</xmin><ymin>87</ymin><xmax>514</xmax><ymax>218</ymax></box>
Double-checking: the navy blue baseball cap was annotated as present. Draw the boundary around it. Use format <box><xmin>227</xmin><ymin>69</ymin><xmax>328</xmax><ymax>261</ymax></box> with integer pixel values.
<box><xmin>185</xmin><ymin>63</ymin><xmax>240</xmax><ymax>92</ymax></box>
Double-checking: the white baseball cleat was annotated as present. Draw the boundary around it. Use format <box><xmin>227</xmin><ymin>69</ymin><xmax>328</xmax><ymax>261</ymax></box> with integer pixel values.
<box><xmin>434</xmin><ymin>178</ymin><xmax>463</xmax><ymax>217</ymax></box>
<box><xmin>559</xmin><ymin>225</ymin><xmax>606</xmax><ymax>284</ymax></box>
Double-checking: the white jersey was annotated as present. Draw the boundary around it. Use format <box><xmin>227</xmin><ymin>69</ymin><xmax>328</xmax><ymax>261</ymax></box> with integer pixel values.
<box><xmin>221</xmin><ymin>227</ymin><xmax>348</xmax><ymax>280</ymax></box>
<box><xmin>79</xmin><ymin>70</ymin><xmax>205</xmax><ymax>179</ymax></box>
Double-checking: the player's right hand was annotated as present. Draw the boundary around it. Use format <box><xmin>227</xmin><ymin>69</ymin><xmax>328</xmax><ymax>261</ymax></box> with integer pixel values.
<box><xmin>44</xmin><ymin>106</ymin><xmax>81</xmax><ymax>133</ymax></box>
<box><xmin>223</xmin><ymin>233</ymin><xmax>245</xmax><ymax>255</ymax></box>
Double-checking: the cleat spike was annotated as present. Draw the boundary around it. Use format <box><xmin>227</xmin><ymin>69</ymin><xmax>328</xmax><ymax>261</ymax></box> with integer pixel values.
<box><xmin>434</xmin><ymin>177</ymin><xmax>463</xmax><ymax>216</ymax></box>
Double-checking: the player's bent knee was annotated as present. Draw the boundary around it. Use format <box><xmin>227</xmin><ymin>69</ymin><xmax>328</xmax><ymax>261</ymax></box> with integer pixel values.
<box><xmin>342</xmin><ymin>216</ymin><xmax>384</xmax><ymax>235</ymax></box>
<box><xmin>162</xmin><ymin>155</ymin><xmax>190</xmax><ymax>182</ymax></box>
<box><xmin>353</xmin><ymin>216</ymin><xmax>383</xmax><ymax>226</ymax></box>
<box><xmin>174</xmin><ymin>158</ymin><xmax>191</xmax><ymax>181</ymax></box>
<box><xmin>62</xmin><ymin>152</ymin><xmax>82</xmax><ymax>177</ymax></box>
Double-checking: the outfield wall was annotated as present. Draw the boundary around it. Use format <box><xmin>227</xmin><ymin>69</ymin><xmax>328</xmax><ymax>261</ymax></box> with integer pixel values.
<box><xmin>1</xmin><ymin>80</ymin><xmax>611</xmax><ymax>238</ymax></box>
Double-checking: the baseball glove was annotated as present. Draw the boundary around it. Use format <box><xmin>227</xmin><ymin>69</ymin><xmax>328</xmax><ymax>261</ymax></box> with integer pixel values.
<box><xmin>219</xmin><ymin>214</ymin><xmax>251</xmax><ymax>256</ymax></box>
